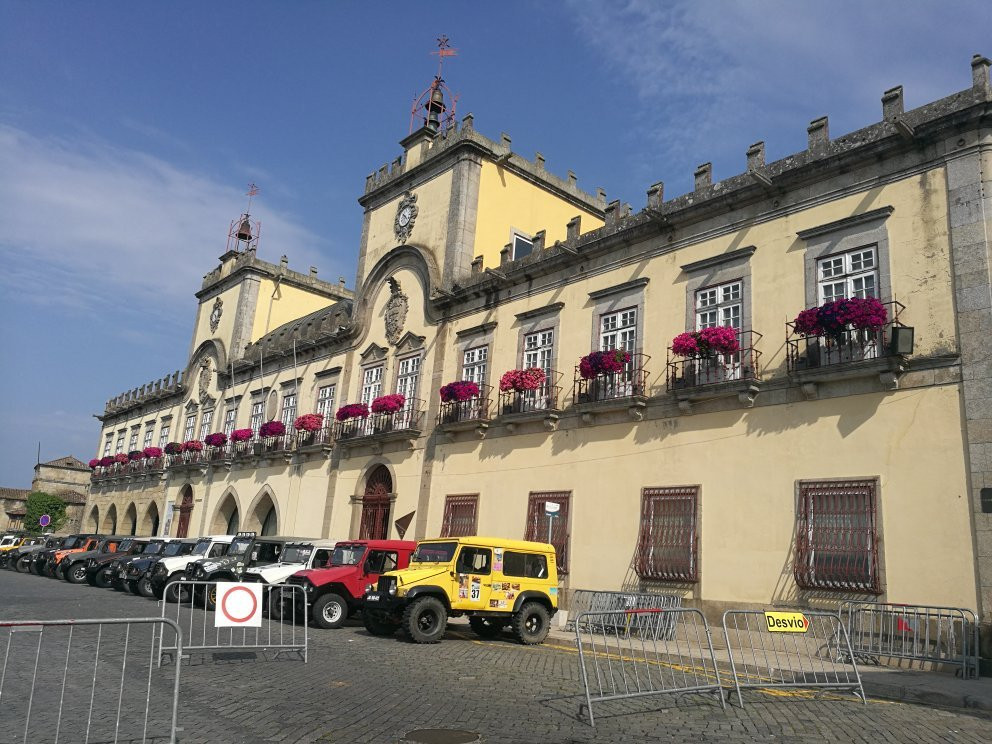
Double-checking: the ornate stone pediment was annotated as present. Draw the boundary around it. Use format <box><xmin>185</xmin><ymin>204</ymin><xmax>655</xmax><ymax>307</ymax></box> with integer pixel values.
<box><xmin>394</xmin><ymin>331</ymin><xmax>426</xmax><ymax>355</ymax></box>
<box><xmin>359</xmin><ymin>343</ymin><xmax>389</xmax><ymax>364</ymax></box>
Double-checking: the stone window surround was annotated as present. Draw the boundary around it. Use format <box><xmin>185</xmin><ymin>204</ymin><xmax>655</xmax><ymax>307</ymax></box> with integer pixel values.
<box><xmin>680</xmin><ymin>246</ymin><xmax>756</xmax><ymax>335</ymax></box>
<box><xmin>514</xmin><ymin>303</ymin><xmax>564</xmax><ymax>374</ymax></box>
<box><xmin>587</xmin><ymin>278</ymin><xmax>649</xmax><ymax>355</ymax></box>
<box><xmin>455</xmin><ymin>321</ymin><xmax>497</xmax><ymax>387</ymax></box>
<box><xmin>797</xmin><ymin>206</ymin><xmax>894</xmax><ymax>309</ymax></box>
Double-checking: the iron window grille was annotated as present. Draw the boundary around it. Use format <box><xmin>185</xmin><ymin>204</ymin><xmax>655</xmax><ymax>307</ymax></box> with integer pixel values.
<box><xmin>441</xmin><ymin>495</ymin><xmax>479</xmax><ymax>538</ymax></box>
<box><xmin>794</xmin><ymin>479</ymin><xmax>881</xmax><ymax>594</ymax></box>
<box><xmin>636</xmin><ymin>486</ymin><xmax>699</xmax><ymax>582</ymax></box>
<box><xmin>524</xmin><ymin>491</ymin><xmax>570</xmax><ymax>574</ymax></box>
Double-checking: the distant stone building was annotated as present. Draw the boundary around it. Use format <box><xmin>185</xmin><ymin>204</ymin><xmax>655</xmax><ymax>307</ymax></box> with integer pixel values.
<box><xmin>0</xmin><ymin>456</ymin><xmax>88</xmax><ymax>531</ymax></box>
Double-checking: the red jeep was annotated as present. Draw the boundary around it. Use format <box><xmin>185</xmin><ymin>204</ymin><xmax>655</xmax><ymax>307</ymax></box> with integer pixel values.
<box><xmin>285</xmin><ymin>540</ymin><xmax>415</xmax><ymax>629</ymax></box>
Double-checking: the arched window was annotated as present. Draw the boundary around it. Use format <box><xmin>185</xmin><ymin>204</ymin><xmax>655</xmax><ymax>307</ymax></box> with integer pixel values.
<box><xmin>360</xmin><ymin>466</ymin><xmax>392</xmax><ymax>540</ymax></box>
<box><xmin>261</xmin><ymin>506</ymin><xmax>277</xmax><ymax>536</ymax></box>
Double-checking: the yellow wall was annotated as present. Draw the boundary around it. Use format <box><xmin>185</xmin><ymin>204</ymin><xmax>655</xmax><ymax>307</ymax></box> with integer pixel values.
<box><xmin>249</xmin><ymin>280</ymin><xmax>335</xmax><ymax>343</ymax></box>
<box><xmin>190</xmin><ymin>282</ymin><xmax>243</xmax><ymax>361</ymax></box>
<box><xmin>473</xmin><ymin>161</ymin><xmax>604</xmax><ymax>268</ymax></box>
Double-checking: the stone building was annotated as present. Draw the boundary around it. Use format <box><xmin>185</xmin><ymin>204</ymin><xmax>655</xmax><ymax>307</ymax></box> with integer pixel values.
<box><xmin>84</xmin><ymin>55</ymin><xmax>992</xmax><ymax>652</ymax></box>
<box><xmin>1</xmin><ymin>456</ymin><xmax>88</xmax><ymax>531</ymax></box>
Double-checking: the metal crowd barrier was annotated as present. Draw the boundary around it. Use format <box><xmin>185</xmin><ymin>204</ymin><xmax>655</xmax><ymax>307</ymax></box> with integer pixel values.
<box><xmin>722</xmin><ymin>610</ymin><xmax>866</xmax><ymax>708</ymax></box>
<box><xmin>565</xmin><ymin>590</ymin><xmax>683</xmax><ymax>632</ymax></box>
<box><xmin>0</xmin><ymin>617</ymin><xmax>182</xmax><ymax>744</ymax></box>
<box><xmin>840</xmin><ymin>601</ymin><xmax>979</xmax><ymax>679</ymax></box>
<box><xmin>158</xmin><ymin>580</ymin><xmax>307</xmax><ymax>665</ymax></box>
<box><xmin>574</xmin><ymin>608</ymin><xmax>724</xmax><ymax>726</ymax></box>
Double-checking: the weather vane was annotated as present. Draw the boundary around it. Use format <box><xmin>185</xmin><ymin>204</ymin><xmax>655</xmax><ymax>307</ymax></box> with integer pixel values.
<box><xmin>410</xmin><ymin>36</ymin><xmax>460</xmax><ymax>134</ymax></box>
<box><xmin>246</xmin><ymin>183</ymin><xmax>259</xmax><ymax>213</ymax></box>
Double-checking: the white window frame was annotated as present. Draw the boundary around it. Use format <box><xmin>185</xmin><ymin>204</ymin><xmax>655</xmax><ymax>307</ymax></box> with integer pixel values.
<box><xmin>103</xmin><ymin>435</ymin><xmax>113</xmax><ymax>457</ymax></box>
<box><xmin>817</xmin><ymin>247</ymin><xmax>878</xmax><ymax>305</ymax></box>
<box><xmin>128</xmin><ymin>429</ymin><xmax>139</xmax><ymax>452</ymax></box>
<box><xmin>198</xmin><ymin>410</ymin><xmax>213</xmax><ymax>440</ymax></box>
<box><xmin>695</xmin><ymin>280</ymin><xmax>742</xmax><ymax>331</ymax></box>
<box><xmin>360</xmin><ymin>365</ymin><xmax>384</xmax><ymax>407</ymax></box>
<box><xmin>223</xmin><ymin>408</ymin><xmax>237</xmax><ymax>436</ymax></box>
<box><xmin>158</xmin><ymin>424</ymin><xmax>170</xmax><ymax>449</ymax></box>
<box><xmin>183</xmin><ymin>414</ymin><xmax>196</xmax><ymax>442</ymax></box>
<box><xmin>142</xmin><ymin>427</ymin><xmax>154</xmax><ymax>449</ymax></box>
<box><xmin>249</xmin><ymin>401</ymin><xmax>264</xmax><ymax>433</ymax></box>
<box><xmin>600</xmin><ymin>308</ymin><xmax>637</xmax><ymax>353</ymax></box>
<box><xmin>462</xmin><ymin>346</ymin><xmax>488</xmax><ymax>386</ymax></box>
<box><xmin>523</xmin><ymin>329</ymin><xmax>554</xmax><ymax>373</ymax></box>
<box><xmin>280</xmin><ymin>393</ymin><xmax>297</xmax><ymax>427</ymax></box>
<box><xmin>115</xmin><ymin>433</ymin><xmax>126</xmax><ymax>454</ymax></box>
<box><xmin>315</xmin><ymin>384</ymin><xmax>336</xmax><ymax>421</ymax></box>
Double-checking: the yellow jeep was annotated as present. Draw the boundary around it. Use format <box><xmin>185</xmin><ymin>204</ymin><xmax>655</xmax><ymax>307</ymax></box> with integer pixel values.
<box><xmin>362</xmin><ymin>536</ymin><xmax>558</xmax><ymax>645</ymax></box>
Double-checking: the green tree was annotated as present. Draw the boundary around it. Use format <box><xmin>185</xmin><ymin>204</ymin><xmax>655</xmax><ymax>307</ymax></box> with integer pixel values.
<box><xmin>23</xmin><ymin>492</ymin><xmax>67</xmax><ymax>535</ymax></box>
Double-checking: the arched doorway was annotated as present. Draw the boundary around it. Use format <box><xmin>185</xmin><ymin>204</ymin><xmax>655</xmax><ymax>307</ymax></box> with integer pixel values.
<box><xmin>176</xmin><ymin>486</ymin><xmax>194</xmax><ymax>538</ymax></box>
<box><xmin>249</xmin><ymin>491</ymin><xmax>277</xmax><ymax>536</ymax></box>
<box><xmin>212</xmin><ymin>492</ymin><xmax>240</xmax><ymax>535</ymax></box>
<box><xmin>87</xmin><ymin>505</ymin><xmax>99</xmax><ymax>533</ymax></box>
<box><xmin>102</xmin><ymin>504</ymin><xmax>118</xmax><ymax>534</ymax></box>
<box><xmin>139</xmin><ymin>502</ymin><xmax>160</xmax><ymax>536</ymax></box>
<box><xmin>124</xmin><ymin>503</ymin><xmax>138</xmax><ymax>535</ymax></box>
<box><xmin>360</xmin><ymin>465</ymin><xmax>392</xmax><ymax>540</ymax></box>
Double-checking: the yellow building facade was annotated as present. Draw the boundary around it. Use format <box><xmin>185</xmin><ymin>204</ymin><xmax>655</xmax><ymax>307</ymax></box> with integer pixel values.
<box><xmin>86</xmin><ymin>57</ymin><xmax>992</xmax><ymax>648</ymax></box>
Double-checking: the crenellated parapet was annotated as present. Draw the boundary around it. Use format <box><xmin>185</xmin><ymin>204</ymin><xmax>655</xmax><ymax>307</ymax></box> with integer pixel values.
<box><xmin>102</xmin><ymin>370</ymin><xmax>185</xmax><ymax>418</ymax></box>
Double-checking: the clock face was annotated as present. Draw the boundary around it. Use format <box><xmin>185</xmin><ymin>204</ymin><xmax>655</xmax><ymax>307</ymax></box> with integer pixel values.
<box><xmin>397</xmin><ymin>205</ymin><xmax>413</xmax><ymax>227</ymax></box>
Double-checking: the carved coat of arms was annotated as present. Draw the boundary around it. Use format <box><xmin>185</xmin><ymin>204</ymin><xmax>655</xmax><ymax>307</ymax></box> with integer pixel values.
<box><xmin>384</xmin><ymin>277</ymin><xmax>409</xmax><ymax>346</ymax></box>
<box><xmin>198</xmin><ymin>358</ymin><xmax>213</xmax><ymax>404</ymax></box>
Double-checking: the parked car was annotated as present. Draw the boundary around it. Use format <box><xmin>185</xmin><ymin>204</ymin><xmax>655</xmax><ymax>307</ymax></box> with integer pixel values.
<box><xmin>126</xmin><ymin>539</ymin><xmax>197</xmax><ymax>597</ymax></box>
<box><xmin>36</xmin><ymin>534</ymin><xmax>101</xmax><ymax>577</ymax></box>
<box><xmin>110</xmin><ymin>539</ymin><xmax>167</xmax><ymax>590</ymax></box>
<box><xmin>362</xmin><ymin>537</ymin><xmax>559</xmax><ymax>645</ymax></box>
<box><xmin>0</xmin><ymin>534</ymin><xmax>41</xmax><ymax>568</ymax></box>
<box><xmin>84</xmin><ymin>537</ymin><xmax>152</xmax><ymax>587</ymax></box>
<box><xmin>57</xmin><ymin>535</ymin><xmax>128</xmax><ymax>583</ymax></box>
<box><xmin>285</xmin><ymin>539</ymin><xmax>416</xmax><ymax>629</ymax></box>
<box><xmin>9</xmin><ymin>536</ymin><xmax>60</xmax><ymax>572</ymax></box>
<box><xmin>148</xmin><ymin>534</ymin><xmax>233</xmax><ymax>601</ymax></box>
<box><xmin>242</xmin><ymin>539</ymin><xmax>337</xmax><ymax>618</ymax></box>
<box><xmin>0</xmin><ymin>533</ymin><xmax>23</xmax><ymax>549</ymax></box>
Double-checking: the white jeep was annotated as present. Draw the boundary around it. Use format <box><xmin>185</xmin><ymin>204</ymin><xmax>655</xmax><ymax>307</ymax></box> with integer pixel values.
<box><xmin>243</xmin><ymin>539</ymin><xmax>337</xmax><ymax>619</ymax></box>
<box><xmin>149</xmin><ymin>534</ymin><xmax>234</xmax><ymax>601</ymax></box>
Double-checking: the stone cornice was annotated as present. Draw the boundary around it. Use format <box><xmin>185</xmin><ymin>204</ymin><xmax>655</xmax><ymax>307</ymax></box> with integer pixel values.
<box><xmin>588</xmin><ymin>277</ymin><xmax>650</xmax><ymax>300</ymax></box>
<box><xmin>796</xmin><ymin>206</ymin><xmax>894</xmax><ymax>240</ymax></box>
<box><xmin>515</xmin><ymin>302</ymin><xmax>565</xmax><ymax>321</ymax></box>
<box><xmin>681</xmin><ymin>246</ymin><xmax>757</xmax><ymax>274</ymax></box>
<box><xmin>455</xmin><ymin>321</ymin><xmax>498</xmax><ymax>339</ymax></box>
<box><xmin>197</xmin><ymin>252</ymin><xmax>353</xmax><ymax>302</ymax></box>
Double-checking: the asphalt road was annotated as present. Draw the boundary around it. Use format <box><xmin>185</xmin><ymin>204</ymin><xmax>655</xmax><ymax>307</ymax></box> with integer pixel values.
<box><xmin>1</xmin><ymin>569</ymin><xmax>989</xmax><ymax>743</ymax></box>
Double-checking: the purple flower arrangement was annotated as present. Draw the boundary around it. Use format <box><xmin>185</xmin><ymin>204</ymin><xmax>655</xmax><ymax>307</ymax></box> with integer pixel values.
<box><xmin>204</xmin><ymin>432</ymin><xmax>227</xmax><ymax>447</ymax></box>
<box><xmin>439</xmin><ymin>380</ymin><xmax>480</xmax><ymax>403</ymax></box>
<box><xmin>259</xmin><ymin>420</ymin><xmax>286</xmax><ymax>437</ymax></box>
<box><xmin>671</xmin><ymin>326</ymin><xmax>741</xmax><ymax>358</ymax></box>
<box><xmin>578</xmin><ymin>350</ymin><xmax>631</xmax><ymax>380</ymax></box>
<box><xmin>499</xmin><ymin>368</ymin><xmax>547</xmax><ymax>392</ymax></box>
<box><xmin>230</xmin><ymin>428</ymin><xmax>253</xmax><ymax>443</ymax></box>
<box><xmin>294</xmin><ymin>413</ymin><xmax>324</xmax><ymax>432</ymax></box>
<box><xmin>793</xmin><ymin>297</ymin><xmax>888</xmax><ymax>338</ymax></box>
<box><xmin>371</xmin><ymin>394</ymin><xmax>406</xmax><ymax>414</ymax></box>
<box><xmin>336</xmin><ymin>403</ymin><xmax>370</xmax><ymax>422</ymax></box>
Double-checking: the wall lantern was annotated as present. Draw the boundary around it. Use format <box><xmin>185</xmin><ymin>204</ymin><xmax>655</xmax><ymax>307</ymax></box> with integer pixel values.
<box><xmin>890</xmin><ymin>326</ymin><xmax>915</xmax><ymax>356</ymax></box>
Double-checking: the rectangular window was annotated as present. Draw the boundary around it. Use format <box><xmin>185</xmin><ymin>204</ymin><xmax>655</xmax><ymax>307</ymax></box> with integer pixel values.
<box><xmin>280</xmin><ymin>393</ymin><xmax>297</xmax><ymax>427</ymax></box>
<box><xmin>524</xmin><ymin>491</ymin><xmax>570</xmax><ymax>574</ymax></box>
<box><xmin>794</xmin><ymin>479</ymin><xmax>880</xmax><ymax>594</ymax></box>
<box><xmin>462</xmin><ymin>346</ymin><xmax>488</xmax><ymax>386</ymax></box>
<box><xmin>503</xmin><ymin>551</ymin><xmax>549</xmax><ymax>579</ymax></box>
<box><xmin>183</xmin><ymin>414</ymin><xmax>196</xmax><ymax>442</ymax></box>
<box><xmin>223</xmin><ymin>408</ymin><xmax>237</xmax><ymax>436</ymax></box>
<box><xmin>817</xmin><ymin>247</ymin><xmax>878</xmax><ymax>305</ymax></box>
<box><xmin>158</xmin><ymin>424</ymin><xmax>170</xmax><ymax>449</ymax></box>
<box><xmin>600</xmin><ymin>308</ymin><xmax>637</xmax><ymax>352</ymax></box>
<box><xmin>315</xmin><ymin>384</ymin><xmax>336</xmax><ymax>421</ymax></box>
<box><xmin>523</xmin><ymin>330</ymin><xmax>554</xmax><ymax>372</ymax></box>
<box><xmin>115</xmin><ymin>433</ymin><xmax>126</xmax><ymax>454</ymax></box>
<box><xmin>103</xmin><ymin>435</ymin><xmax>113</xmax><ymax>457</ymax></box>
<box><xmin>396</xmin><ymin>356</ymin><xmax>420</xmax><ymax>400</ymax></box>
<box><xmin>198</xmin><ymin>410</ymin><xmax>213</xmax><ymax>440</ymax></box>
<box><xmin>128</xmin><ymin>429</ymin><xmax>139</xmax><ymax>452</ymax></box>
<box><xmin>360</xmin><ymin>366</ymin><xmax>384</xmax><ymax>407</ymax></box>
<box><xmin>512</xmin><ymin>233</ymin><xmax>534</xmax><ymax>260</ymax></box>
<box><xmin>142</xmin><ymin>428</ymin><xmax>154</xmax><ymax>449</ymax></box>
<box><xmin>441</xmin><ymin>495</ymin><xmax>478</xmax><ymax>538</ymax></box>
<box><xmin>696</xmin><ymin>280</ymin><xmax>742</xmax><ymax>330</ymax></box>
<box><xmin>249</xmin><ymin>401</ymin><xmax>264</xmax><ymax>433</ymax></box>
<box><xmin>636</xmin><ymin>487</ymin><xmax>698</xmax><ymax>582</ymax></box>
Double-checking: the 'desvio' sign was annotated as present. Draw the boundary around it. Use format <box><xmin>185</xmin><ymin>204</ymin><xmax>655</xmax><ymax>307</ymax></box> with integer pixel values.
<box><xmin>763</xmin><ymin>611</ymin><xmax>809</xmax><ymax>633</ymax></box>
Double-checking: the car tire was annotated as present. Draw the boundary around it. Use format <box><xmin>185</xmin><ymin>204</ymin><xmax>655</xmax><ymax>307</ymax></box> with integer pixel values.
<box><xmin>67</xmin><ymin>563</ymin><xmax>88</xmax><ymax>584</ymax></box>
<box><xmin>402</xmin><ymin>596</ymin><xmax>447</xmax><ymax>644</ymax></box>
<box><xmin>164</xmin><ymin>582</ymin><xmax>188</xmax><ymax>604</ymax></box>
<box><xmin>204</xmin><ymin>585</ymin><xmax>218</xmax><ymax>610</ymax></box>
<box><xmin>16</xmin><ymin>556</ymin><xmax>31</xmax><ymax>573</ymax></box>
<box><xmin>363</xmin><ymin>611</ymin><xmax>396</xmax><ymax>637</ymax></box>
<box><xmin>511</xmin><ymin>601</ymin><xmax>551</xmax><ymax>645</ymax></box>
<box><xmin>124</xmin><ymin>580</ymin><xmax>140</xmax><ymax>595</ymax></box>
<box><xmin>312</xmin><ymin>592</ymin><xmax>348</xmax><ymax>629</ymax></box>
<box><xmin>138</xmin><ymin>577</ymin><xmax>155</xmax><ymax>598</ymax></box>
<box><xmin>469</xmin><ymin>616</ymin><xmax>504</xmax><ymax>639</ymax></box>
<box><xmin>93</xmin><ymin>570</ymin><xmax>113</xmax><ymax>589</ymax></box>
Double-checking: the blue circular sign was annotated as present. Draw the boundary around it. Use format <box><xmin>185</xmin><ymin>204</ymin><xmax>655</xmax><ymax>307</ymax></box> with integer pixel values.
<box><xmin>39</xmin><ymin>514</ymin><xmax>51</xmax><ymax>527</ymax></box>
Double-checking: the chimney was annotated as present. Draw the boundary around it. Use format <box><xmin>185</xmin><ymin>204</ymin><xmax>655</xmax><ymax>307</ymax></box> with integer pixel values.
<box><xmin>746</xmin><ymin>142</ymin><xmax>765</xmax><ymax>170</ymax></box>
<box><xmin>881</xmin><ymin>86</ymin><xmax>904</xmax><ymax>120</ymax></box>
<box><xmin>972</xmin><ymin>54</ymin><xmax>991</xmax><ymax>90</ymax></box>
<box><xmin>694</xmin><ymin>163</ymin><xmax>712</xmax><ymax>191</ymax></box>
<box><xmin>280</xmin><ymin>255</ymin><xmax>289</xmax><ymax>269</ymax></box>
<box><xmin>807</xmin><ymin>117</ymin><xmax>829</xmax><ymax>153</ymax></box>
<box><xmin>309</xmin><ymin>266</ymin><xmax>318</xmax><ymax>278</ymax></box>
<box><xmin>646</xmin><ymin>182</ymin><xmax>664</xmax><ymax>210</ymax></box>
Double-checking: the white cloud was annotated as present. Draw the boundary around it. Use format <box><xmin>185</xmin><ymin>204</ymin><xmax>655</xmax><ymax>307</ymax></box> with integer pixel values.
<box><xmin>566</xmin><ymin>0</ymin><xmax>990</xmax><ymax>190</ymax></box>
<box><xmin>0</xmin><ymin>124</ymin><xmax>335</xmax><ymax>317</ymax></box>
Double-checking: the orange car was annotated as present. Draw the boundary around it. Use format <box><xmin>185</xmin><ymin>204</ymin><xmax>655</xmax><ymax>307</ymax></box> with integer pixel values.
<box><xmin>43</xmin><ymin>535</ymin><xmax>102</xmax><ymax>578</ymax></box>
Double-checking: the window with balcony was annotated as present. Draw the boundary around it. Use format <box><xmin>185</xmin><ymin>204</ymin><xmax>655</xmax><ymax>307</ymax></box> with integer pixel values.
<box><xmin>696</xmin><ymin>281</ymin><xmax>741</xmax><ymax>330</ymax></box>
<box><xmin>817</xmin><ymin>247</ymin><xmax>878</xmax><ymax>304</ymax></box>
<box><xmin>636</xmin><ymin>486</ymin><xmax>698</xmax><ymax>582</ymax></box>
<box><xmin>524</xmin><ymin>330</ymin><xmax>553</xmax><ymax>372</ymax></box>
<box><xmin>462</xmin><ymin>346</ymin><xmax>488</xmax><ymax>386</ymax></box>
<box><xmin>280</xmin><ymin>393</ymin><xmax>297</xmax><ymax>428</ymax></box>
<box><xmin>223</xmin><ymin>408</ymin><xmax>237</xmax><ymax>436</ymax></box>
<box><xmin>115</xmin><ymin>433</ymin><xmax>125</xmax><ymax>454</ymax></box>
<box><xmin>794</xmin><ymin>479</ymin><xmax>880</xmax><ymax>594</ymax></box>
<box><xmin>249</xmin><ymin>401</ymin><xmax>264</xmax><ymax>433</ymax></box>
<box><xmin>158</xmin><ymin>425</ymin><xmax>170</xmax><ymax>449</ymax></box>
<box><xmin>601</xmin><ymin>308</ymin><xmax>637</xmax><ymax>353</ymax></box>
<box><xmin>103</xmin><ymin>435</ymin><xmax>113</xmax><ymax>457</ymax></box>
<box><xmin>183</xmin><ymin>414</ymin><xmax>196</xmax><ymax>442</ymax></box>
<box><xmin>198</xmin><ymin>410</ymin><xmax>213</xmax><ymax>441</ymax></box>
<box><xmin>315</xmin><ymin>384</ymin><xmax>336</xmax><ymax>420</ymax></box>
<box><xmin>142</xmin><ymin>428</ymin><xmax>154</xmax><ymax>449</ymax></box>
<box><xmin>128</xmin><ymin>429</ymin><xmax>139</xmax><ymax>452</ymax></box>
<box><xmin>524</xmin><ymin>491</ymin><xmax>570</xmax><ymax>574</ymax></box>
<box><xmin>361</xmin><ymin>365</ymin><xmax>384</xmax><ymax>407</ymax></box>
<box><xmin>441</xmin><ymin>494</ymin><xmax>479</xmax><ymax>538</ymax></box>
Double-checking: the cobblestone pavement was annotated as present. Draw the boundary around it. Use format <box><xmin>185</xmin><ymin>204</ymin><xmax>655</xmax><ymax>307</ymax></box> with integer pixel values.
<box><xmin>1</xmin><ymin>570</ymin><xmax>990</xmax><ymax>744</ymax></box>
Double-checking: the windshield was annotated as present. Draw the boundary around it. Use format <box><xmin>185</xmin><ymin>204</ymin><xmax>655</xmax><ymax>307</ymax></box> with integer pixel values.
<box><xmin>61</xmin><ymin>537</ymin><xmax>80</xmax><ymax>549</ymax></box>
<box><xmin>228</xmin><ymin>537</ymin><xmax>253</xmax><ymax>556</ymax></box>
<box><xmin>330</xmin><ymin>545</ymin><xmax>366</xmax><ymax>566</ymax></box>
<box><xmin>191</xmin><ymin>539</ymin><xmax>212</xmax><ymax>556</ymax></box>
<box><xmin>144</xmin><ymin>542</ymin><xmax>164</xmax><ymax>555</ymax></box>
<box><xmin>118</xmin><ymin>539</ymin><xmax>134</xmax><ymax>552</ymax></box>
<box><xmin>163</xmin><ymin>542</ymin><xmax>190</xmax><ymax>556</ymax></box>
<box><xmin>281</xmin><ymin>545</ymin><xmax>313</xmax><ymax>564</ymax></box>
<box><xmin>411</xmin><ymin>542</ymin><xmax>457</xmax><ymax>564</ymax></box>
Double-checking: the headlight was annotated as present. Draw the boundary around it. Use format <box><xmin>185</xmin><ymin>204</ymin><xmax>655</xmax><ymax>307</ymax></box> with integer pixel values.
<box><xmin>388</xmin><ymin>583</ymin><xmax>397</xmax><ymax>596</ymax></box>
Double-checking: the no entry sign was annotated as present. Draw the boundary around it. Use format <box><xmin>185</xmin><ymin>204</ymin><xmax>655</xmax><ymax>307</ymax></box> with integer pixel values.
<box><xmin>214</xmin><ymin>582</ymin><xmax>263</xmax><ymax>628</ymax></box>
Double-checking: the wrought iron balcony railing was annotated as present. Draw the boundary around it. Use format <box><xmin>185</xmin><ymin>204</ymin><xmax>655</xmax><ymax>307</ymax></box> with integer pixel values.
<box><xmin>666</xmin><ymin>330</ymin><xmax>762</xmax><ymax>392</ymax></box>
<box><xmin>786</xmin><ymin>301</ymin><xmax>906</xmax><ymax>374</ymax></box>
<box><xmin>335</xmin><ymin>398</ymin><xmax>425</xmax><ymax>441</ymax></box>
<box><xmin>573</xmin><ymin>353</ymin><xmax>650</xmax><ymax>405</ymax></box>
<box><xmin>496</xmin><ymin>371</ymin><xmax>563</xmax><ymax>417</ymax></box>
<box><xmin>437</xmin><ymin>386</ymin><xmax>493</xmax><ymax>427</ymax></box>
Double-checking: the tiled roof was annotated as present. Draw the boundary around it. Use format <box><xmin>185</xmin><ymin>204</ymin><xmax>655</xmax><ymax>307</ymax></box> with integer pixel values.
<box><xmin>56</xmin><ymin>490</ymin><xmax>88</xmax><ymax>505</ymax></box>
<box><xmin>0</xmin><ymin>487</ymin><xmax>30</xmax><ymax>501</ymax></box>
<box><xmin>40</xmin><ymin>456</ymin><xmax>89</xmax><ymax>470</ymax></box>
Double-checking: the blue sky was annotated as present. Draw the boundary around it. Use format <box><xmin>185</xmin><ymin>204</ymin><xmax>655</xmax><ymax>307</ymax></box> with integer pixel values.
<box><xmin>0</xmin><ymin>1</ymin><xmax>988</xmax><ymax>487</ymax></box>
